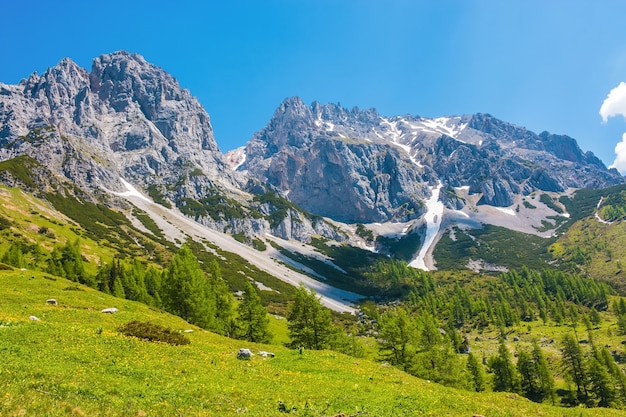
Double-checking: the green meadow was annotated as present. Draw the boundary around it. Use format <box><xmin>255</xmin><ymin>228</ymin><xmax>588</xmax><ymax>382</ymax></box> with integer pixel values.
<box><xmin>2</xmin><ymin>271</ymin><xmax>625</xmax><ymax>417</ymax></box>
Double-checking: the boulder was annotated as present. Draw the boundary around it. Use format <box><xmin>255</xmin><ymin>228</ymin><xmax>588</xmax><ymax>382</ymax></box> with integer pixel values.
<box><xmin>101</xmin><ymin>307</ymin><xmax>118</xmax><ymax>314</ymax></box>
<box><xmin>237</xmin><ymin>348</ymin><xmax>253</xmax><ymax>360</ymax></box>
<box><xmin>46</xmin><ymin>298</ymin><xmax>57</xmax><ymax>305</ymax></box>
<box><xmin>258</xmin><ymin>351</ymin><xmax>275</xmax><ymax>358</ymax></box>
<box><xmin>29</xmin><ymin>315</ymin><xmax>40</xmax><ymax>321</ymax></box>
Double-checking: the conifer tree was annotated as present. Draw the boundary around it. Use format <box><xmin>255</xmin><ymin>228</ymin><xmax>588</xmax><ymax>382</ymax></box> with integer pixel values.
<box><xmin>161</xmin><ymin>245</ymin><xmax>215</xmax><ymax>329</ymax></box>
<box><xmin>489</xmin><ymin>338</ymin><xmax>521</xmax><ymax>393</ymax></box>
<box><xmin>517</xmin><ymin>342</ymin><xmax>555</xmax><ymax>404</ymax></box>
<box><xmin>466</xmin><ymin>352</ymin><xmax>485</xmax><ymax>392</ymax></box>
<box><xmin>588</xmin><ymin>357</ymin><xmax>616</xmax><ymax>407</ymax></box>
<box><xmin>287</xmin><ymin>285</ymin><xmax>334</xmax><ymax>350</ymax></box>
<box><xmin>2</xmin><ymin>243</ymin><xmax>26</xmax><ymax>268</ymax></box>
<box><xmin>377</xmin><ymin>307</ymin><xmax>416</xmax><ymax>370</ymax></box>
<box><xmin>235</xmin><ymin>281</ymin><xmax>271</xmax><ymax>343</ymax></box>
<box><xmin>561</xmin><ymin>333</ymin><xmax>589</xmax><ymax>403</ymax></box>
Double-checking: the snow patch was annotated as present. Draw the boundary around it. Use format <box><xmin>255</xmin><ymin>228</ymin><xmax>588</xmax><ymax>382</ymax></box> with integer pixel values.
<box><xmin>117</xmin><ymin>178</ymin><xmax>151</xmax><ymax>202</ymax></box>
<box><xmin>409</xmin><ymin>183</ymin><xmax>444</xmax><ymax>271</ymax></box>
<box><xmin>494</xmin><ymin>207</ymin><xmax>516</xmax><ymax>216</ymax></box>
<box><xmin>233</xmin><ymin>150</ymin><xmax>247</xmax><ymax>170</ymax></box>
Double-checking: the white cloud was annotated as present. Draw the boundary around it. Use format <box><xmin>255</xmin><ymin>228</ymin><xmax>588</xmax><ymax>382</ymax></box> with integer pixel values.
<box><xmin>609</xmin><ymin>132</ymin><xmax>626</xmax><ymax>174</ymax></box>
<box><xmin>600</xmin><ymin>81</ymin><xmax>626</xmax><ymax>123</ymax></box>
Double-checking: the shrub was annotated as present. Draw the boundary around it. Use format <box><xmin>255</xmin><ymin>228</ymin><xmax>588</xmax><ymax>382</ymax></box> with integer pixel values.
<box><xmin>119</xmin><ymin>320</ymin><xmax>190</xmax><ymax>345</ymax></box>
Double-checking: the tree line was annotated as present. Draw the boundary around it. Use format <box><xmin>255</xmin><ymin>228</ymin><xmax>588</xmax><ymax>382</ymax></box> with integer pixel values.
<box><xmin>6</xmin><ymin>238</ymin><xmax>626</xmax><ymax>409</ymax></box>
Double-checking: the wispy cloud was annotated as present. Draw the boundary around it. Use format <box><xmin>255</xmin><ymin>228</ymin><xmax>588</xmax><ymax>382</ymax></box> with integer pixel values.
<box><xmin>600</xmin><ymin>82</ymin><xmax>626</xmax><ymax>174</ymax></box>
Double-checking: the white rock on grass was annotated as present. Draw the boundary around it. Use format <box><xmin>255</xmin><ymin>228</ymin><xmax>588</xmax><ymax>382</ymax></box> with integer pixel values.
<box><xmin>101</xmin><ymin>307</ymin><xmax>118</xmax><ymax>314</ymax></box>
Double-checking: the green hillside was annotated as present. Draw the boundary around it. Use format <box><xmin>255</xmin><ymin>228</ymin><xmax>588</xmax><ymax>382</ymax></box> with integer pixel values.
<box><xmin>2</xmin><ymin>270</ymin><xmax>625</xmax><ymax>417</ymax></box>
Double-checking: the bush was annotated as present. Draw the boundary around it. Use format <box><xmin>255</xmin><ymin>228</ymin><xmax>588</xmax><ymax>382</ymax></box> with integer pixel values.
<box><xmin>119</xmin><ymin>320</ymin><xmax>190</xmax><ymax>345</ymax></box>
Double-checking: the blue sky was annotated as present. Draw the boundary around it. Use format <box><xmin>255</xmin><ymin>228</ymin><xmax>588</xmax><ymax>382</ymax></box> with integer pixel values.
<box><xmin>2</xmin><ymin>1</ymin><xmax>626</xmax><ymax>171</ymax></box>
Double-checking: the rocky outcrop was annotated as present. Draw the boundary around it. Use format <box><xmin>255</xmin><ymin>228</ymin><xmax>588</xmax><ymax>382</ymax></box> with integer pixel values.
<box><xmin>0</xmin><ymin>51</ymin><xmax>239</xmax><ymax>197</ymax></box>
<box><xmin>236</xmin><ymin>98</ymin><xmax>624</xmax><ymax>222</ymax></box>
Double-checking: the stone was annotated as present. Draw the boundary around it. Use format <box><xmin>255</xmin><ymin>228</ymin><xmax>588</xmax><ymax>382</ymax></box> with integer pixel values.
<box><xmin>101</xmin><ymin>307</ymin><xmax>118</xmax><ymax>314</ymax></box>
<box><xmin>237</xmin><ymin>348</ymin><xmax>253</xmax><ymax>360</ymax></box>
<box><xmin>29</xmin><ymin>315</ymin><xmax>40</xmax><ymax>321</ymax></box>
<box><xmin>46</xmin><ymin>299</ymin><xmax>58</xmax><ymax>305</ymax></box>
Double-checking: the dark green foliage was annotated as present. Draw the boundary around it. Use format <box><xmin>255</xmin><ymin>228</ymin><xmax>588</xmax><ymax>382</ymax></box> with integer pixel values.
<box><xmin>539</xmin><ymin>193</ymin><xmax>564</xmax><ymax>213</ymax></box>
<box><xmin>235</xmin><ymin>281</ymin><xmax>272</xmax><ymax>343</ymax></box>
<box><xmin>146</xmin><ymin>185</ymin><xmax>172</xmax><ymax>208</ymax></box>
<box><xmin>434</xmin><ymin>225</ymin><xmax>553</xmax><ymax>271</ymax></box>
<box><xmin>561</xmin><ymin>333</ymin><xmax>589</xmax><ymax>404</ymax></box>
<box><xmin>376</xmin><ymin>231</ymin><xmax>424</xmax><ymax>262</ymax></box>
<box><xmin>588</xmin><ymin>357</ymin><xmax>616</xmax><ymax>407</ymax></box>
<box><xmin>96</xmin><ymin>259</ymin><xmax>159</xmax><ymax>306</ymax></box>
<box><xmin>275</xmin><ymin>239</ymin><xmax>388</xmax><ymax>296</ymax></box>
<box><xmin>597</xmin><ymin>189</ymin><xmax>626</xmax><ymax>222</ymax></box>
<box><xmin>119</xmin><ymin>320</ymin><xmax>190</xmax><ymax>345</ymax></box>
<box><xmin>466</xmin><ymin>352</ymin><xmax>485</xmax><ymax>392</ymax></box>
<box><xmin>178</xmin><ymin>193</ymin><xmax>249</xmax><ymax>222</ymax></box>
<box><xmin>0</xmin><ymin>155</ymin><xmax>42</xmax><ymax>188</ymax></box>
<box><xmin>45</xmin><ymin>193</ymin><xmax>163</xmax><ymax>258</ymax></box>
<box><xmin>47</xmin><ymin>239</ymin><xmax>90</xmax><ymax>285</ymax></box>
<box><xmin>287</xmin><ymin>285</ymin><xmax>334</xmax><ymax>350</ymax></box>
<box><xmin>560</xmin><ymin>184</ymin><xmax>626</xmax><ymax>224</ymax></box>
<box><xmin>355</xmin><ymin>223</ymin><xmax>374</xmax><ymax>242</ymax></box>
<box><xmin>252</xmin><ymin>191</ymin><xmax>299</xmax><ymax>228</ymax></box>
<box><xmin>0</xmin><ymin>215</ymin><xmax>12</xmax><ymax>230</ymax></box>
<box><xmin>161</xmin><ymin>245</ymin><xmax>215</xmax><ymax>328</ymax></box>
<box><xmin>488</xmin><ymin>338</ymin><xmax>521</xmax><ymax>393</ymax></box>
<box><xmin>132</xmin><ymin>208</ymin><xmax>165</xmax><ymax>240</ymax></box>
<box><xmin>517</xmin><ymin>341</ymin><xmax>555</xmax><ymax>404</ymax></box>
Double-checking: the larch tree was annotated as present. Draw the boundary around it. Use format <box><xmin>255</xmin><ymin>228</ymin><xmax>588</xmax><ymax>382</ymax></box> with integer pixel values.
<box><xmin>236</xmin><ymin>281</ymin><xmax>272</xmax><ymax>343</ymax></box>
<box><xmin>161</xmin><ymin>245</ymin><xmax>215</xmax><ymax>329</ymax></box>
<box><xmin>287</xmin><ymin>285</ymin><xmax>334</xmax><ymax>350</ymax></box>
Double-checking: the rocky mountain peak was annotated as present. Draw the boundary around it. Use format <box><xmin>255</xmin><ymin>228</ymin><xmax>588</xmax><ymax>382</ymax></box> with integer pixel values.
<box><xmin>0</xmin><ymin>51</ymin><xmax>238</xmax><ymax>198</ymax></box>
<box><xmin>240</xmin><ymin>98</ymin><xmax>625</xmax><ymax>223</ymax></box>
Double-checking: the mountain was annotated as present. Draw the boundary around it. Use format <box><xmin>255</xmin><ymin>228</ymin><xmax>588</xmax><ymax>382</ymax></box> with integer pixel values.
<box><xmin>0</xmin><ymin>51</ymin><xmax>237</xmax><ymax>194</ymax></box>
<box><xmin>1</xmin><ymin>52</ymin><xmax>624</xmax><ymax>277</ymax></box>
<box><xmin>0</xmin><ymin>52</ymin><xmax>343</xmax><ymax>244</ymax></box>
<box><xmin>232</xmin><ymin>97</ymin><xmax>623</xmax><ymax>224</ymax></box>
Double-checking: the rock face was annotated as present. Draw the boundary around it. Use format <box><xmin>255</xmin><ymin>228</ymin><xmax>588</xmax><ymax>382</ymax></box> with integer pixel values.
<box><xmin>0</xmin><ymin>53</ymin><xmax>345</xmax><ymax>243</ymax></box>
<box><xmin>0</xmin><ymin>51</ymin><xmax>238</xmax><ymax>197</ymax></box>
<box><xmin>1</xmin><ymin>53</ymin><xmax>623</xmax><ymax>247</ymax></box>
<box><xmin>235</xmin><ymin>97</ymin><xmax>624</xmax><ymax>223</ymax></box>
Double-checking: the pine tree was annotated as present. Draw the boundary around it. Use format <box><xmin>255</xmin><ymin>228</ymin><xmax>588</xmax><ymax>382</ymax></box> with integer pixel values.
<box><xmin>207</xmin><ymin>260</ymin><xmax>234</xmax><ymax>336</ymax></box>
<box><xmin>489</xmin><ymin>338</ymin><xmax>521</xmax><ymax>393</ymax></box>
<box><xmin>532</xmin><ymin>340</ymin><xmax>556</xmax><ymax>404</ymax></box>
<box><xmin>287</xmin><ymin>285</ymin><xmax>334</xmax><ymax>350</ymax></box>
<box><xmin>235</xmin><ymin>281</ymin><xmax>271</xmax><ymax>343</ymax></box>
<box><xmin>517</xmin><ymin>342</ymin><xmax>555</xmax><ymax>404</ymax></box>
<box><xmin>2</xmin><ymin>243</ymin><xmax>26</xmax><ymax>268</ymax></box>
<box><xmin>588</xmin><ymin>357</ymin><xmax>616</xmax><ymax>407</ymax></box>
<box><xmin>377</xmin><ymin>307</ymin><xmax>416</xmax><ymax>370</ymax></box>
<box><xmin>561</xmin><ymin>333</ymin><xmax>589</xmax><ymax>403</ymax></box>
<box><xmin>466</xmin><ymin>352</ymin><xmax>485</xmax><ymax>392</ymax></box>
<box><xmin>161</xmin><ymin>245</ymin><xmax>215</xmax><ymax>329</ymax></box>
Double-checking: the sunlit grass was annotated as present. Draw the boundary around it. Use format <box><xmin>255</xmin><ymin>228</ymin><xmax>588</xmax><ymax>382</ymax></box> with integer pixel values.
<box><xmin>2</xmin><ymin>270</ymin><xmax>625</xmax><ymax>416</ymax></box>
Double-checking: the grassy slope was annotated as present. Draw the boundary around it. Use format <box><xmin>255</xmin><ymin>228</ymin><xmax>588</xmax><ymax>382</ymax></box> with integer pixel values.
<box><xmin>0</xmin><ymin>186</ymin><xmax>118</xmax><ymax>274</ymax></box>
<box><xmin>550</xmin><ymin>184</ymin><xmax>626</xmax><ymax>293</ymax></box>
<box><xmin>1</xmin><ymin>271</ymin><xmax>625</xmax><ymax>417</ymax></box>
